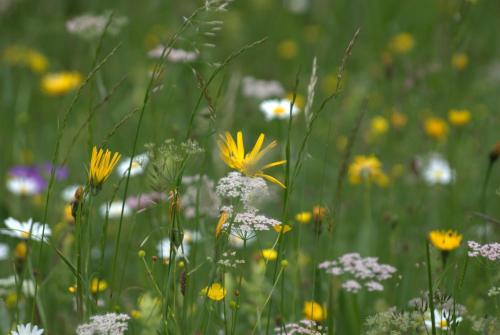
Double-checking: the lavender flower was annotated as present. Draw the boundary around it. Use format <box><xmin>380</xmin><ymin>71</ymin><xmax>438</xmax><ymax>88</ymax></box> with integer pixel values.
<box><xmin>6</xmin><ymin>166</ymin><xmax>47</xmax><ymax>196</ymax></box>
<box><xmin>76</xmin><ymin>313</ymin><xmax>130</xmax><ymax>335</ymax></box>
<box><xmin>468</xmin><ymin>241</ymin><xmax>500</xmax><ymax>261</ymax></box>
<box><xmin>125</xmin><ymin>192</ymin><xmax>168</xmax><ymax>211</ymax></box>
<box><xmin>319</xmin><ymin>253</ymin><xmax>397</xmax><ymax>293</ymax></box>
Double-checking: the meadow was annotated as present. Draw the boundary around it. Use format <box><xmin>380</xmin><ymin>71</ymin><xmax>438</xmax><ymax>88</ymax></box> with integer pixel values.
<box><xmin>0</xmin><ymin>0</ymin><xmax>499</xmax><ymax>334</ymax></box>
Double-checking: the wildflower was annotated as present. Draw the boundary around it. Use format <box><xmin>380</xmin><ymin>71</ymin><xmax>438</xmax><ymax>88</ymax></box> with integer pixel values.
<box><xmin>2</xmin><ymin>45</ymin><xmax>48</xmax><ymax>73</ymax></box>
<box><xmin>0</xmin><ymin>244</ymin><xmax>8</xmax><ymax>261</ymax></box>
<box><xmin>157</xmin><ymin>238</ymin><xmax>190</xmax><ymax>259</ymax></box>
<box><xmin>202</xmin><ymin>283</ymin><xmax>226</xmax><ymax>301</ymax></box>
<box><xmin>274</xmin><ymin>224</ymin><xmax>292</xmax><ymax>234</ymax></box>
<box><xmin>421</xmin><ymin>153</ymin><xmax>455</xmax><ymax>185</ymax></box>
<box><xmin>451</xmin><ymin>52</ymin><xmax>468</xmax><ymax>71</ymax></box>
<box><xmin>448</xmin><ymin>109</ymin><xmax>471</xmax><ymax>126</ymax></box>
<box><xmin>241</xmin><ymin>76</ymin><xmax>284</xmax><ymax>99</ymax></box>
<box><xmin>370</xmin><ymin>116</ymin><xmax>389</xmax><ymax>136</ymax></box>
<box><xmin>218</xmin><ymin>251</ymin><xmax>245</xmax><ymax>268</ymax></box>
<box><xmin>11</xmin><ymin>323</ymin><xmax>44</xmax><ymax>335</ymax></box>
<box><xmin>277</xmin><ymin>39</ymin><xmax>298</xmax><ymax>59</ymax></box>
<box><xmin>216</xmin><ymin>172</ymin><xmax>269</xmax><ymax>206</ymax></box>
<box><xmin>467</xmin><ymin>241</ymin><xmax>500</xmax><ymax>261</ymax></box>
<box><xmin>261</xmin><ymin>248</ymin><xmax>278</xmax><ymax>261</ymax></box>
<box><xmin>14</xmin><ymin>242</ymin><xmax>27</xmax><ymax>260</ymax></box>
<box><xmin>147</xmin><ymin>46</ymin><xmax>198</xmax><ymax>62</ymax></box>
<box><xmin>319</xmin><ymin>253</ymin><xmax>397</xmax><ymax>293</ymax></box>
<box><xmin>260</xmin><ymin>98</ymin><xmax>300</xmax><ymax>120</ymax></box>
<box><xmin>90</xmin><ymin>278</ymin><xmax>108</xmax><ymax>294</ymax></box>
<box><xmin>0</xmin><ymin>276</ymin><xmax>34</xmax><ymax>296</ymax></box>
<box><xmin>348</xmin><ymin>155</ymin><xmax>389</xmax><ymax>187</ymax></box>
<box><xmin>424</xmin><ymin>309</ymin><xmax>463</xmax><ymax>330</ymax></box>
<box><xmin>388</xmin><ymin>32</ymin><xmax>415</xmax><ymax>54</ymax></box>
<box><xmin>2</xmin><ymin>217</ymin><xmax>50</xmax><ymax>241</ymax></box>
<box><xmin>88</xmin><ymin>146</ymin><xmax>121</xmax><ymax>193</ymax></box>
<box><xmin>66</xmin><ymin>12</ymin><xmax>128</xmax><ymax>40</ymax></box>
<box><xmin>218</xmin><ymin>131</ymin><xmax>286</xmax><ymax>188</ymax></box>
<box><xmin>428</xmin><ymin>230</ymin><xmax>462</xmax><ymax>251</ymax></box>
<box><xmin>215</xmin><ymin>211</ymin><xmax>230</xmax><ymax>237</ymax></box>
<box><xmin>303</xmin><ymin>301</ymin><xmax>326</xmax><ymax>322</ymax></box>
<box><xmin>99</xmin><ymin>201</ymin><xmax>132</xmax><ymax>219</ymax></box>
<box><xmin>424</xmin><ymin>117</ymin><xmax>448</xmax><ymax>140</ymax></box>
<box><xmin>391</xmin><ymin>111</ymin><xmax>407</xmax><ymax>129</ymax></box>
<box><xmin>295</xmin><ymin>211</ymin><xmax>312</xmax><ymax>224</ymax></box>
<box><xmin>6</xmin><ymin>166</ymin><xmax>46</xmax><ymax>196</ymax></box>
<box><xmin>126</xmin><ymin>191</ymin><xmax>167</xmax><ymax>211</ymax></box>
<box><xmin>41</xmin><ymin>72</ymin><xmax>82</xmax><ymax>96</ymax></box>
<box><xmin>275</xmin><ymin>319</ymin><xmax>327</xmax><ymax>335</ymax></box>
<box><xmin>76</xmin><ymin>313</ymin><xmax>130</xmax><ymax>335</ymax></box>
<box><xmin>68</xmin><ymin>285</ymin><xmax>77</xmax><ymax>294</ymax></box>
<box><xmin>116</xmin><ymin>153</ymin><xmax>149</xmax><ymax>177</ymax></box>
<box><xmin>181</xmin><ymin>175</ymin><xmax>220</xmax><ymax>219</ymax></box>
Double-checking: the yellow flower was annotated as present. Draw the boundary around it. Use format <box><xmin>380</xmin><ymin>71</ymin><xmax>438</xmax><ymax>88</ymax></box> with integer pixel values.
<box><xmin>424</xmin><ymin>117</ymin><xmax>448</xmax><ymax>140</ymax></box>
<box><xmin>64</xmin><ymin>204</ymin><xmax>74</xmax><ymax>223</ymax></box>
<box><xmin>90</xmin><ymin>278</ymin><xmax>108</xmax><ymax>294</ymax></box>
<box><xmin>428</xmin><ymin>230</ymin><xmax>462</xmax><ymax>251</ymax></box>
<box><xmin>202</xmin><ymin>283</ymin><xmax>226</xmax><ymax>301</ymax></box>
<box><xmin>274</xmin><ymin>224</ymin><xmax>292</xmax><ymax>234</ymax></box>
<box><xmin>88</xmin><ymin>146</ymin><xmax>121</xmax><ymax>192</ymax></box>
<box><xmin>277</xmin><ymin>39</ymin><xmax>298</xmax><ymax>59</ymax></box>
<box><xmin>41</xmin><ymin>72</ymin><xmax>82</xmax><ymax>96</ymax></box>
<box><xmin>391</xmin><ymin>111</ymin><xmax>407</xmax><ymax>129</ymax></box>
<box><xmin>68</xmin><ymin>285</ymin><xmax>77</xmax><ymax>294</ymax></box>
<box><xmin>370</xmin><ymin>116</ymin><xmax>389</xmax><ymax>136</ymax></box>
<box><xmin>215</xmin><ymin>211</ymin><xmax>230</xmax><ymax>237</ymax></box>
<box><xmin>303</xmin><ymin>301</ymin><xmax>326</xmax><ymax>322</ymax></box>
<box><xmin>348</xmin><ymin>155</ymin><xmax>389</xmax><ymax>187</ymax></box>
<box><xmin>218</xmin><ymin>131</ymin><xmax>286</xmax><ymax>188</ymax></box>
<box><xmin>295</xmin><ymin>211</ymin><xmax>312</xmax><ymax>224</ymax></box>
<box><xmin>261</xmin><ymin>248</ymin><xmax>278</xmax><ymax>261</ymax></box>
<box><xmin>131</xmin><ymin>310</ymin><xmax>141</xmax><ymax>319</ymax></box>
<box><xmin>3</xmin><ymin>45</ymin><xmax>48</xmax><ymax>73</ymax></box>
<box><xmin>388</xmin><ymin>32</ymin><xmax>415</xmax><ymax>54</ymax></box>
<box><xmin>15</xmin><ymin>242</ymin><xmax>27</xmax><ymax>260</ymax></box>
<box><xmin>448</xmin><ymin>109</ymin><xmax>471</xmax><ymax>126</ymax></box>
<box><xmin>451</xmin><ymin>52</ymin><xmax>468</xmax><ymax>71</ymax></box>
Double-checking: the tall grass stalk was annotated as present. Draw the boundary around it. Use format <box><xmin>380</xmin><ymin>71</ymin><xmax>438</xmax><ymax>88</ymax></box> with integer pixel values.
<box><xmin>425</xmin><ymin>240</ymin><xmax>437</xmax><ymax>335</ymax></box>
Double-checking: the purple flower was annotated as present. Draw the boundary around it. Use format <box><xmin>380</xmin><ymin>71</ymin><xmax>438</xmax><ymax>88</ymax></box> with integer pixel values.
<box><xmin>126</xmin><ymin>192</ymin><xmax>167</xmax><ymax>210</ymax></box>
<box><xmin>39</xmin><ymin>163</ymin><xmax>69</xmax><ymax>181</ymax></box>
<box><xmin>6</xmin><ymin>166</ymin><xmax>47</xmax><ymax>196</ymax></box>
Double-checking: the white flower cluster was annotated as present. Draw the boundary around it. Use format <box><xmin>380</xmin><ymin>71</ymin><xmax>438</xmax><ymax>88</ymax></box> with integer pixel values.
<box><xmin>147</xmin><ymin>45</ymin><xmax>198</xmax><ymax>63</ymax></box>
<box><xmin>76</xmin><ymin>313</ymin><xmax>130</xmax><ymax>335</ymax></box>
<box><xmin>233</xmin><ymin>211</ymin><xmax>281</xmax><ymax>232</ymax></box>
<box><xmin>217</xmin><ymin>251</ymin><xmax>245</xmax><ymax>268</ymax></box>
<box><xmin>275</xmin><ymin>319</ymin><xmax>326</xmax><ymax>335</ymax></box>
<box><xmin>216</xmin><ymin>172</ymin><xmax>269</xmax><ymax>206</ymax></box>
<box><xmin>241</xmin><ymin>76</ymin><xmax>285</xmax><ymax>99</ymax></box>
<box><xmin>319</xmin><ymin>253</ymin><xmax>397</xmax><ymax>293</ymax></box>
<box><xmin>468</xmin><ymin>240</ymin><xmax>500</xmax><ymax>261</ymax></box>
<box><xmin>66</xmin><ymin>12</ymin><xmax>128</xmax><ymax>40</ymax></box>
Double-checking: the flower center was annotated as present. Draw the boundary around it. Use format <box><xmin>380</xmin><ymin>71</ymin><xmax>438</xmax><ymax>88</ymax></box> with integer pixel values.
<box><xmin>21</xmin><ymin>231</ymin><xmax>30</xmax><ymax>239</ymax></box>
<box><xmin>273</xmin><ymin>106</ymin><xmax>286</xmax><ymax>116</ymax></box>
<box><xmin>131</xmin><ymin>161</ymin><xmax>141</xmax><ymax>169</ymax></box>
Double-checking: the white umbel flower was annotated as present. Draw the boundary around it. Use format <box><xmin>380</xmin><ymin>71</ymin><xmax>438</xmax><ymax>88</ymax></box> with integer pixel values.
<box><xmin>76</xmin><ymin>313</ymin><xmax>130</xmax><ymax>335</ymax></box>
<box><xmin>116</xmin><ymin>153</ymin><xmax>149</xmax><ymax>177</ymax></box>
<box><xmin>11</xmin><ymin>323</ymin><xmax>44</xmax><ymax>335</ymax></box>
<box><xmin>1</xmin><ymin>217</ymin><xmax>51</xmax><ymax>241</ymax></box>
<box><xmin>259</xmin><ymin>99</ymin><xmax>300</xmax><ymax>120</ymax></box>
<box><xmin>422</xmin><ymin>153</ymin><xmax>455</xmax><ymax>185</ymax></box>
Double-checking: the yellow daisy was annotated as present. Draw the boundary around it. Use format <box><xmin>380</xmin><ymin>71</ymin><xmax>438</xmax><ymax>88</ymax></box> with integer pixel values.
<box><xmin>88</xmin><ymin>146</ymin><xmax>121</xmax><ymax>192</ymax></box>
<box><xmin>428</xmin><ymin>230</ymin><xmax>462</xmax><ymax>251</ymax></box>
<box><xmin>218</xmin><ymin>131</ymin><xmax>286</xmax><ymax>188</ymax></box>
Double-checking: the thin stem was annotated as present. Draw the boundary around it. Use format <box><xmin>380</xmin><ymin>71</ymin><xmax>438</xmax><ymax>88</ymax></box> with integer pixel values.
<box><xmin>426</xmin><ymin>240</ymin><xmax>437</xmax><ymax>335</ymax></box>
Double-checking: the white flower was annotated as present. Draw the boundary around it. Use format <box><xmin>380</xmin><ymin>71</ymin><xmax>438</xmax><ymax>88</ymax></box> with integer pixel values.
<box><xmin>147</xmin><ymin>46</ymin><xmax>198</xmax><ymax>62</ymax></box>
<box><xmin>61</xmin><ymin>184</ymin><xmax>81</xmax><ymax>202</ymax></box>
<box><xmin>422</xmin><ymin>153</ymin><xmax>455</xmax><ymax>185</ymax></box>
<box><xmin>1</xmin><ymin>217</ymin><xmax>51</xmax><ymax>241</ymax></box>
<box><xmin>183</xmin><ymin>230</ymin><xmax>202</xmax><ymax>243</ymax></box>
<box><xmin>11</xmin><ymin>323</ymin><xmax>44</xmax><ymax>335</ymax></box>
<box><xmin>116</xmin><ymin>153</ymin><xmax>149</xmax><ymax>177</ymax></box>
<box><xmin>284</xmin><ymin>0</ymin><xmax>310</xmax><ymax>13</ymax></box>
<box><xmin>99</xmin><ymin>201</ymin><xmax>132</xmax><ymax>219</ymax></box>
<box><xmin>241</xmin><ymin>76</ymin><xmax>285</xmax><ymax>99</ymax></box>
<box><xmin>0</xmin><ymin>275</ymin><xmax>35</xmax><ymax>296</ymax></box>
<box><xmin>6</xmin><ymin>177</ymin><xmax>42</xmax><ymax>196</ymax></box>
<box><xmin>424</xmin><ymin>309</ymin><xmax>463</xmax><ymax>330</ymax></box>
<box><xmin>156</xmin><ymin>238</ymin><xmax>190</xmax><ymax>259</ymax></box>
<box><xmin>259</xmin><ymin>99</ymin><xmax>300</xmax><ymax>120</ymax></box>
<box><xmin>76</xmin><ymin>313</ymin><xmax>130</xmax><ymax>335</ymax></box>
<box><xmin>0</xmin><ymin>243</ymin><xmax>9</xmax><ymax>261</ymax></box>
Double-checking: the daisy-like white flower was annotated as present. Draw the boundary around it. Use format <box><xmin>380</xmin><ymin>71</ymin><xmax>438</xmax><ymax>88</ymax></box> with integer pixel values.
<box><xmin>259</xmin><ymin>98</ymin><xmax>300</xmax><ymax>120</ymax></box>
<box><xmin>421</xmin><ymin>153</ymin><xmax>455</xmax><ymax>185</ymax></box>
<box><xmin>116</xmin><ymin>153</ymin><xmax>149</xmax><ymax>177</ymax></box>
<box><xmin>424</xmin><ymin>309</ymin><xmax>462</xmax><ymax>330</ymax></box>
<box><xmin>11</xmin><ymin>323</ymin><xmax>44</xmax><ymax>335</ymax></box>
<box><xmin>6</xmin><ymin>166</ymin><xmax>47</xmax><ymax>196</ymax></box>
<box><xmin>2</xmin><ymin>217</ymin><xmax>51</xmax><ymax>241</ymax></box>
<box><xmin>99</xmin><ymin>201</ymin><xmax>132</xmax><ymax>219</ymax></box>
<box><xmin>156</xmin><ymin>238</ymin><xmax>190</xmax><ymax>259</ymax></box>
<box><xmin>0</xmin><ymin>243</ymin><xmax>9</xmax><ymax>261</ymax></box>
<box><xmin>61</xmin><ymin>184</ymin><xmax>82</xmax><ymax>202</ymax></box>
